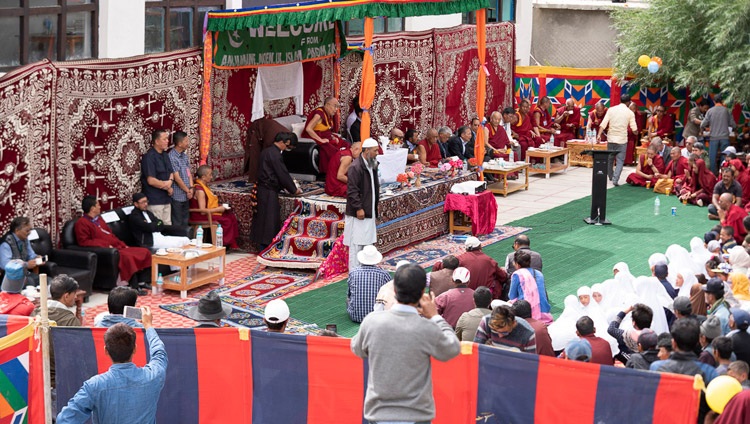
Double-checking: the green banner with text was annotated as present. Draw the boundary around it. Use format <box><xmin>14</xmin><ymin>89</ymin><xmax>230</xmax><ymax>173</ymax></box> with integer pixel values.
<box><xmin>213</xmin><ymin>22</ymin><xmax>338</xmax><ymax>68</ymax></box>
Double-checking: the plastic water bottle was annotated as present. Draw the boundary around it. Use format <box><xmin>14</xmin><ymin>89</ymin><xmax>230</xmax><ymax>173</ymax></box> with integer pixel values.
<box><xmin>509</xmin><ymin>148</ymin><xmax>514</xmax><ymax>163</ymax></box>
<box><xmin>195</xmin><ymin>225</ymin><xmax>203</xmax><ymax>244</ymax></box>
<box><xmin>654</xmin><ymin>196</ymin><xmax>661</xmax><ymax>216</ymax></box>
<box><xmin>549</xmin><ymin>134</ymin><xmax>555</xmax><ymax>147</ymax></box>
<box><xmin>154</xmin><ymin>273</ymin><xmax>164</xmax><ymax>296</ymax></box>
<box><xmin>216</xmin><ymin>224</ymin><xmax>223</xmax><ymax>247</ymax></box>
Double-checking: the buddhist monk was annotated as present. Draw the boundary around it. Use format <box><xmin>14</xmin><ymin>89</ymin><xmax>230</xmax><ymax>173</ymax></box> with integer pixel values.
<box><xmin>626</xmin><ymin>144</ymin><xmax>665</xmax><ymax>187</ymax></box>
<box><xmin>305</xmin><ymin>96</ymin><xmax>346</xmax><ymax>174</ymax></box>
<box><xmin>647</xmin><ymin>106</ymin><xmax>675</xmax><ymax>141</ymax></box>
<box><xmin>325</xmin><ymin>141</ymin><xmax>362</xmax><ymax>197</ymax></box>
<box><xmin>553</xmin><ymin>98</ymin><xmax>581</xmax><ymax>146</ymax></box>
<box><xmin>418</xmin><ymin>128</ymin><xmax>442</xmax><ymax>167</ymax></box>
<box><xmin>587</xmin><ymin>101</ymin><xmax>608</xmax><ymax>141</ymax></box>
<box><xmin>532</xmin><ymin>96</ymin><xmax>556</xmax><ymax>142</ymax></box>
<box><xmin>513</xmin><ymin>99</ymin><xmax>537</xmax><ymax>160</ymax></box>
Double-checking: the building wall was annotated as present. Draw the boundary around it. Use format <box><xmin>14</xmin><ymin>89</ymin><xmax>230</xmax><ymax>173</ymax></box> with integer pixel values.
<box><xmin>530</xmin><ymin>8</ymin><xmax>617</xmax><ymax>68</ymax></box>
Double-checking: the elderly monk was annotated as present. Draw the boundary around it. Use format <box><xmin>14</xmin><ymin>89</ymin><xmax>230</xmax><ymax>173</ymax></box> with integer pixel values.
<box><xmin>587</xmin><ymin>101</ymin><xmax>608</xmax><ymax>142</ymax></box>
<box><xmin>484</xmin><ymin>111</ymin><xmax>511</xmax><ymax>158</ymax></box>
<box><xmin>326</xmin><ymin>141</ymin><xmax>362</xmax><ymax>197</ymax></box>
<box><xmin>626</xmin><ymin>144</ymin><xmax>665</xmax><ymax>187</ymax></box>
<box><xmin>513</xmin><ymin>99</ymin><xmax>538</xmax><ymax>160</ymax></box>
<box><xmin>190</xmin><ymin>165</ymin><xmax>240</xmax><ymax>249</ymax></box>
<box><xmin>418</xmin><ymin>128</ymin><xmax>442</xmax><ymax>167</ymax></box>
<box><xmin>532</xmin><ymin>96</ymin><xmax>556</xmax><ymax>143</ymax></box>
<box><xmin>719</xmin><ymin>193</ymin><xmax>748</xmax><ymax>244</ymax></box>
<box><xmin>74</xmin><ymin>196</ymin><xmax>151</xmax><ymax>285</ymax></box>
<box><xmin>658</xmin><ymin>146</ymin><xmax>690</xmax><ymax>193</ymax></box>
<box><xmin>553</xmin><ymin>98</ymin><xmax>581</xmax><ymax>146</ymax></box>
<box><xmin>678</xmin><ymin>156</ymin><xmax>716</xmax><ymax>206</ymax></box>
<box><xmin>647</xmin><ymin>106</ymin><xmax>675</xmax><ymax>141</ymax></box>
<box><xmin>305</xmin><ymin>96</ymin><xmax>346</xmax><ymax>174</ymax></box>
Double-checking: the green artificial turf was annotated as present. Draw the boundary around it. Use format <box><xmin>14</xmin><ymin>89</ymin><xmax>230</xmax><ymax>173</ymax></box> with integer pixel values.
<box><xmin>286</xmin><ymin>184</ymin><xmax>713</xmax><ymax>338</ymax></box>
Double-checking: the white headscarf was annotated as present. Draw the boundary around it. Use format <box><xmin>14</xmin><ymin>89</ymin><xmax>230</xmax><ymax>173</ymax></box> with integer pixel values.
<box><xmin>648</xmin><ymin>253</ymin><xmax>668</xmax><ymax>268</ymax></box>
<box><xmin>666</xmin><ymin>244</ymin><xmax>702</xmax><ymax>280</ymax></box>
<box><xmin>576</xmin><ymin>285</ymin><xmax>620</xmax><ymax>356</ymax></box>
<box><xmin>675</xmin><ymin>269</ymin><xmax>698</xmax><ymax>298</ymax></box>
<box><xmin>729</xmin><ymin>246</ymin><xmax>750</xmax><ymax>275</ymax></box>
<box><xmin>690</xmin><ymin>237</ymin><xmax>711</xmax><ymax>274</ymax></box>
<box><xmin>548</xmin><ymin>295</ymin><xmax>583</xmax><ymax>351</ymax></box>
<box><xmin>633</xmin><ymin>276</ymin><xmax>670</xmax><ymax>334</ymax></box>
<box><xmin>611</xmin><ymin>262</ymin><xmax>636</xmax><ymax>295</ymax></box>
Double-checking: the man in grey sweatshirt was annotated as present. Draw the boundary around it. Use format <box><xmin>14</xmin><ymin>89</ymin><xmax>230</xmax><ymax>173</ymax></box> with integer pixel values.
<box><xmin>700</xmin><ymin>94</ymin><xmax>736</xmax><ymax>174</ymax></box>
<box><xmin>351</xmin><ymin>263</ymin><xmax>461</xmax><ymax>424</ymax></box>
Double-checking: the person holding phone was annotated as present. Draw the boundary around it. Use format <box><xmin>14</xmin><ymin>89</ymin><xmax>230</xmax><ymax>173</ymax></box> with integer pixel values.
<box><xmin>94</xmin><ymin>287</ymin><xmax>143</xmax><ymax>328</ymax></box>
<box><xmin>57</xmin><ymin>306</ymin><xmax>168</xmax><ymax>424</ymax></box>
<box><xmin>351</xmin><ymin>263</ymin><xmax>460</xmax><ymax>424</ymax></box>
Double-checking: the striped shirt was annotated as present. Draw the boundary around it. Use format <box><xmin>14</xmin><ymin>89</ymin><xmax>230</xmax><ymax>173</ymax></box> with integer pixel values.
<box><xmin>168</xmin><ymin>148</ymin><xmax>190</xmax><ymax>202</ymax></box>
<box><xmin>474</xmin><ymin>315</ymin><xmax>537</xmax><ymax>354</ymax></box>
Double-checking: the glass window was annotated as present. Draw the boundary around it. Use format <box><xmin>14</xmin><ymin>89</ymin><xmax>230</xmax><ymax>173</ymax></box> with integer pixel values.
<box><xmin>66</xmin><ymin>11</ymin><xmax>91</xmax><ymax>60</ymax></box>
<box><xmin>0</xmin><ymin>1</ymin><xmax>21</xmax><ymax>7</ymax></box>
<box><xmin>386</xmin><ymin>17</ymin><xmax>403</xmax><ymax>32</ymax></box>
<box><xmin>29</xmin><ymin>14</ymin><xmax>58</xmax><ymax>62</ymax></box>
<box><xmin>145</xmin><ymin>7</ymin><xmax>165</xmax><ymax>53</ymax></box>
<box><xmin>347</xmin><ymin>18</ymin><xmax>364</xmax><ymax>36</ymax></box>
<box><xmin>0</xmin><ymin>17</ymin><xmax>20</xmax><ymax>66</ymax></box>
<box><xmin>345</xmin><ymin>17</ymin><xmax>404</xmax><ymax>37</ymax></box>
<box><xmin>169</xmin><ymin>7</ymin><xmax>193</xmax><ymax>50</ymax></box>
<box><xmin>29</xmin><ymin>0</ymin><xmax>56</xmax><ymax>6</ymax></box>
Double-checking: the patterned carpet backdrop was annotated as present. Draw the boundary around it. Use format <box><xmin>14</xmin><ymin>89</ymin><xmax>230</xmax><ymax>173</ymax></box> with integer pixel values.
<box><xmin>514</xmin><ymin>66</ymin><xmax>750</xmax><ymax>143</ymax></box>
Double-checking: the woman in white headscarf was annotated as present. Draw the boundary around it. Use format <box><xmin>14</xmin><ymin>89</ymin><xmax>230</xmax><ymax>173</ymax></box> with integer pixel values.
<box><xmin>611</xmin><ymin>262</ymin><xmax>636</xmax><ymax>294</ymax></box>
<box><xmin>690</xmin><ymin>237</ymin><xmax>711</xmax><ymax>275</ymax></box>
<box><xmin>666</xmin><ymin>244</ymin><xmax>703</xmax><ymax>280</ymax></box>
<box><xmin>674</xmin><ymin>269</ymin><xmax>699</xmax><ymax>299</ymax></box>
<box><xmin>729</xmin><ymin>246</ymin><xmax>750</xmax><ymax>275</ymax></box>
<box><xmin>575</xmin><ymin>286</ymin><xmax>621</xmax><ymax>356</ymax></box>
<box><xmin>593</xmin><ymin>280</ymin><xmax>621</xmax><ymax>323</ymax></box>
<box><xmin>632</xmin><ymin>276</ymin><xmax>671</xmax><ymax>334</ymax></box>
<box><xmin>548</xmin><ymin>295</ymin><xmax>583</xmax><ymax>351</ymax></box>
<box><xmin>648</xmin><ymin>252</ymin><xmax>668</xmax><ymax>269</ymax></box>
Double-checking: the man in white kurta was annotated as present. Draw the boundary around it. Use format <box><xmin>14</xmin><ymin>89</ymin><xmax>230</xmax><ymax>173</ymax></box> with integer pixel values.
<box><xmin>344</xmin><ymin>138</ymin><xmax>380</xmax><ymax>270</ymax></box>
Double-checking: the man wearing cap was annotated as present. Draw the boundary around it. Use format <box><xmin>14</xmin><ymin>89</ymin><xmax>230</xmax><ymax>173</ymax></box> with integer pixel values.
<box><xmin>187</xmin><ymin>291</ymin><xmax>231</xmax><ymax>328</ymax></box>
<box><xmin>455</xmin><ymin>287</ymin><xmax>493</xmax><ymax>342</ymax></box>
<box><xmin>128</xmin><ymin>192</ymin><xmax>191</xmax><ymax>249</ymax></box>
<box><xmin>0</xmin><ymin>216</ymin><xmax>45</xmax><ymax>285</ymax></box>
<box><xmin>564</xmin><ymin>339</ymin><xmax>592</xmax><ymax>362</ymax></box>
<box><xmin>347</xmin><ymin>245</ymin><xmax>391</xmax><ymax>323</ymax></box>
<box><xmin>434</xmin><ymin>267</ymin><xmax>475</xmax><ymax>328</ymax></box>
<box><xmin>264</xmin><ymin>299</ymin><xmax>290</xmax><ymax>333</ymax></box>
<box><xmin>57</xmin><ymin>306</ymin><xmax>167</xmax><ymax>424</ymax></box>
<box><xmin>698</xmin><ymin>315</ymin><xmax>723</xmax><ymax>366</ymax></box>
<box><xmin>250</xmin><ymin>132</ymin><xmax>302</xmax><ymax>249</ymax></box>
<box><xmin>708</xmin><ymin>168</ymin><xmax>743</xmax><ymax>220</ymax></box>
<box><xmin>456</xmin><ymin>236</ymin><xmax>507</xmax><ymax>299</ymax></box>
<box><xmin>0</xmin><ymin>259</ymin><xmax>34</xmax><ymax>316</ymax></box>
<box><xmin>351</xmin><ymin>263</ymin><xmax>460</xmax><ymax>424</ymax></box>
<box><xmin>704</xmin><ymin>277</ymin><xmax>731</xmax><ymax>335</ymax></box>
<box><xmin>673</xmin><ymin>296</ymin><xmax>704</xmax><ymax>326</ymax></box>
<box><xmin>344</xmin><ymin>138</ymin><xmax>380</xmax><ymax>270</ymax></box>
<box><xmin>653</xmin><ymin>264</ymin><xmax>677</xmax><ymax>299</ymax></box>
<box><xmin>625</xmin><ymin>329</ymin><xmax>660</xmax><ymax>370</ymax></box>
<box><xmin>729</xmin><ymin>308</ymin><xmax>750</xmax><ymax>364</ymax></box>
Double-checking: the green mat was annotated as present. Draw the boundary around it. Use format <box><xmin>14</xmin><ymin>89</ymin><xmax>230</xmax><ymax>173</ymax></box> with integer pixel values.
<box><xmin>286</xmin><ymin>185</ymin><xmax>713</xmax><ymax>338</ymax></box>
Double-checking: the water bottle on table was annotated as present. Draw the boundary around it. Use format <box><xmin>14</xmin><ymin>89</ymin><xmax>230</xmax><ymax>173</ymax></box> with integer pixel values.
<box><xmin>154</xmin><ymin>273</ymin><xmax>164</xmax><ymax>296</ymax></box>
<box><xmin>195</xmin><ymin>225</ymin><xmax>203</xmax><ymax>244</ymax></box>
<box><xmin>216</xmin><ymin>224</ymin><xmax>223</xmax><ymax>248</ymax></box>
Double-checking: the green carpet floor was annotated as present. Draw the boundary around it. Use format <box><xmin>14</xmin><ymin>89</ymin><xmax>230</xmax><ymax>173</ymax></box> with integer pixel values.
<box><xmin>286</xmin><ymin>185</ymin><xmax>714</xmax><ymax>338</ymax></box>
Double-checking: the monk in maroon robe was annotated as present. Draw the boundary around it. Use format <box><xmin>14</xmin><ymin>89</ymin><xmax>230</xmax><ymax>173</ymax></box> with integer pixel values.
<box><xmin>553</xmin><ymin>99</ymin><xmax>581</xmax><ymax>146</ymax></box>
<box><xmin>74</xmin><ymin>196</ymin><xmax>151</xmax><ymax>284</ymax></box>
<box><xmin>325</xmin><ymin>142</ymin><xmax>361</xmax><ymax>197</ymax></box>
<box><xmin>532</xmin><ymin>96</ymin><xmax>556</xmax><ymax>143</ymax></box>
<box><xmin>647</xmin><ymin>106</ymin><xmax>675</xmax><ymax>141</ymax></box>
<box><xmin>679</xmin><ymin>157</ymin><xmax>716</xmax><ymax>206</ymax></box>
<box><xmin>587</xmin><ymin>102</ymin><xmax>608</xmax><ymax>142</ymax></box>
<box><xmin>662</xmin><ymin>146</ymin><xmax>690</xmax><ymax>192</ymax></box>
<box><xmin>719</xmin><ymin>193</ymin><xmax>748</xmax><ymax>244</ymax></box>
<box><xmin>626</xmin><ymin>145</ymin><xmax>666</xmax><ymax>187</ymax></box>
<box><xmin>305</xmin><ymin>96</ymin><xmax>346</xmax><ymax>173</ymax></box>
<box><xmin>484</xmin><ymin>111</ymin><xmax>511</xmax><ymax>154</ymax></box>
<box><xmin>513</xmin><ymin>99</ymin><xmax>538</xmax><ymax>160</ymax></box>
<box><xmin>418</xmin><ymin>128</ymin><xmax>443</xmax><ymax>167</ymax></box>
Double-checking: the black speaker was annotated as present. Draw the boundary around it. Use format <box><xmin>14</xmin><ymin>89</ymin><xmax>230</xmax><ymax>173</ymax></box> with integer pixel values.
<box><xmin>283</xmin><ymin>141</ymin><xmax>320</xmax><ymax>176</ymax></box>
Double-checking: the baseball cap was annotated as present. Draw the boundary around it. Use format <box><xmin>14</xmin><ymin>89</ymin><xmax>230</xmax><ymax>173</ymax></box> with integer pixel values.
<box><xmin>673</xmin><ymin>296</ymin><xmax>693</xmax><ymax>315</ymax></box>
<box><xmin>702</xmin><ymin>277</ymin><xmax>725</xmax><ymax>294</ymax></box>
<box><xmin>465</xmin><ymin>237</ymin><xmax>481</xmax><ymax>249</ymax></box>
<box><xmin>264</xmin><ymin>299</ymin><xmax>290</xmax><ymax>323</ymax></box>
<box><xmin>700</xmin><ymin>315</ymin><xmax>722</xmax><ymax>340</ymax></box>
<box><xmin>731</xmin><ymin>308</ymin><xmax>750</xmax><ymax>330</ymax></box>
<box><xmin>565</xmin><ymin>339</ymin><xmax>592</xmax><ymax>362</ymax></box>
<box><xmin>452</xmin><ymin>267</ymin><xmax>470</xmax><ymax>283</ymax></box>
<box><xmin>723</xmin><ymin>146</ymin><xmax>737</xmax><ymax>155</ymax></box>
<box><xmin>638</xmin><ymin>329</ymin><xmax>658</xmax><ymax>351</ymax></box>
<box><xmin>654</xmin><ymin>264</ymin><xmax>669</xmax><ymax>279</ymax></box>
<box><xmin>1</xmin><ymin>259</ymin><xmax>26</xmax><ymax>294</ymax></box>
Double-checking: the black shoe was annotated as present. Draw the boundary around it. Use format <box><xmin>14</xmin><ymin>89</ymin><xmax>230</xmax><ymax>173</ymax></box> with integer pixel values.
<box><xmin>137</xmin><ymin>288</ymin><xmax>148</xmax><ymax>296</ymax></box>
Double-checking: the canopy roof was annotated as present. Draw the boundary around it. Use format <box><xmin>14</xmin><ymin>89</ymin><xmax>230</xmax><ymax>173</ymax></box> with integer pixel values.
<box><xmin>207</xmin><ymin>0</ymin><xmax>490</xmax><ymax>31</ymax></box>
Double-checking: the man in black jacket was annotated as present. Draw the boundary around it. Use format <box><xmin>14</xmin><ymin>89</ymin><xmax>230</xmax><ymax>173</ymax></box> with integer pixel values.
<box><xmin>343</xmin><ymin>137</ymin><xmax>380</xmax><ymax>270</ymax></box>
<box><xmin>446</xmin><ymin>126</ymin><xmax>475</xmax><ymax>161</ymax></box>
<box><xmin>128</xmin><ymin>193</ymin><xmax>190</xmax><ymax>249</ymax></box>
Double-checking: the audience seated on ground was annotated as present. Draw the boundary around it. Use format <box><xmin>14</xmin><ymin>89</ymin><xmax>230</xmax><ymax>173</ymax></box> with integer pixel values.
<box><xmin>434</xmin><ymin>267</ymin><xmax>475</xmax><ymax>328</ymax></box>
<box><xmin>347</xmin><ymin>245</ymin><xmax>391</xmax><ymax>323</ymax></box>
<box><xmin>563</xmin><ymin>316</ymin><xmax>614</xmax><ymax>365</ymax></box>
<box><xmin>455</xmin><ymin>237</ymin><xmax>507</xmax><ymax>299</ymax></box>
<box><xmin>374</xmin><ymin>260</ymin><xmax>409</xmax><ymax>312</ymax></box>
<box><xmin>455</xmin><ymin>286</ymin><xmax>493</xmax><ymax>342</ymax></box>
<box><xmin>626</xmin><ymin>144</ymin><xmax>665</xmax><ymax>187</ymax></box>
<box><xmin>512</xmin><ymin>299</ymin><xmax>554</xmax><ymax>356</ymax></box>
<box><xmin>429</xmin><ymin>256</ymin><xmax>459</xmax><ymax>297</ymax></box>
<box><xmin>625</xmin><ymin>329</ymin><xmax>659</xmax><ymax>370</ymax></box>
<box><xmin>474</xmin><ymin>305</ymin><xmax>536</xmax><ymax>353</ymax></box>
<box><xmin>94</xmin><ymin>287</ymin><xmax>143</xmax><ymax>328</ymax></box>
<box><xmin>186</xmin><ymin>291</ymin><xmax>231</xmax><ymax>328</ymax></box>
<box><xmin>564</xmin><ymin>339</ymin><xmax>591</xmax><ymax>363</ymax></box>
<box><xmin>264</xmin><ymin>299</ymin><xmax>291</xmax><ymax>333</ymax></box>
<box><xmin>507</xmin><ymin>250</ymin><xmax>552</xmax><ymax>324</ymax></box>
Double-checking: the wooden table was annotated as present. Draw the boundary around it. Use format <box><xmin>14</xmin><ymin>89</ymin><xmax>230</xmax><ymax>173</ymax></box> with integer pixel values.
<box><xmin>526</xmin><ymin>147</ymin><xmax>569</xmax><ymax>178</ymax></box>
<box><xmin>567</xmin><ymin>140</ymin><xmax>607</xmax><ymax>167</ymax></box>
<box><xmin>482</xmin><ymin>163</ymin><xmax>529</xmax><ymax>196</ymax></box>
<box><xmin>635</xmin><ymin>145</ymin><xmax>647</xmax><ymax>160</ymax></box>
<box><xmin>151</xmin><ymin>245</ymin><xmax>226</xmax><ymax>299</ymax></box>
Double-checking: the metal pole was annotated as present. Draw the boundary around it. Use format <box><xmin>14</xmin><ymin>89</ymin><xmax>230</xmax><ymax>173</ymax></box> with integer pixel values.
<box><xmin>39</xmin><ymin>273</ymin><xmax>53</xmax><ymax>424</ymax></box>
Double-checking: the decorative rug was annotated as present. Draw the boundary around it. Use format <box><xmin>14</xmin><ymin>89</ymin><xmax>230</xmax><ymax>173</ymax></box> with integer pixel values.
<box><xmin>217</xmin><ymin>268</ymin><xmax>314</xmax><ymax>306</ymax></box>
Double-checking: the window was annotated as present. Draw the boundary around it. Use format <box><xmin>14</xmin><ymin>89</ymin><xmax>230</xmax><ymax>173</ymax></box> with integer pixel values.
<box><xmin>462</xmin><ymin>1</ymin><xmax>516</xmax><ymax>24</ymax></box>
<box><xmin>0</xmin><ymin>0</ymin><xmax>98</xmax><ymax>70</ymax></box>
<box><xmin>145</xmin><ymin>0</ymin><xmax>222</xmax><ymax>53</ymax></box>
<box><xmin>344</xmin><ymin>17</ymin><xmax>404</xmax><ymax>37</ymax></box>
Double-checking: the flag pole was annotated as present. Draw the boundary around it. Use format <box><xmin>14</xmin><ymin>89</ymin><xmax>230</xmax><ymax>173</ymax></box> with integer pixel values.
<box><xmin>39</xmin><ymin>273</ymin><xmax>53</xmax><ymax>423</ymax></box>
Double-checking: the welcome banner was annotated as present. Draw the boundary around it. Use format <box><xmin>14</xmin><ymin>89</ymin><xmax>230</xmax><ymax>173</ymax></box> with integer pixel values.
<box><xmin>214</xmin><ymin>22</ymin><xmax>338</xmax><ymax>68</ymax></box>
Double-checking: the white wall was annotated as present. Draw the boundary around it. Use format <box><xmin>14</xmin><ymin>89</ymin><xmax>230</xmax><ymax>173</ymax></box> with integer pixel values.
<box><xmin>99</xmin><ymin>0</ymin><xmax>146</xmax><ymax>58</ymax></box>
<box><xmin>405</xmin><ymin>14</ymin><xmax>462</xmax><ymax>32</ymax></box>
<box><xmin>515</xmin><ymin>0</ymin><xmax>534</xmax><ymax>66</ymax></box>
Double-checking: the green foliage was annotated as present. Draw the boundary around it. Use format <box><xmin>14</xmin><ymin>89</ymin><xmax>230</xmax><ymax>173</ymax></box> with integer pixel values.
<box><xmin>612</xmin><ymin>0</ymin><xmax>750</xmax><ymax>103</ymax></box>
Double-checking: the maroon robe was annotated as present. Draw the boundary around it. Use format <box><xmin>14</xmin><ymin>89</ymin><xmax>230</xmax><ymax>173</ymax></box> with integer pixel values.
<box><xmin>666</xmin><ymin>156</ymin><xmax>690</xmax><ymax>194</ymax></box>
<box><xmin>680</xmin><ymin>159</ymin><xmax>715</xmax><ymax>206</ymax></box>
<box><xmin>554</xmin><ymin>107</ymin><xmax>581</xmax><ymax>146</ymax></box>
<box><xmin>325</xmin><ymin>148</ymin><xmax>352</xmax><ymax>197</ymax></box>
<box><xmin>514</xmin><ymin>111</ymin><xmax>535</xmax><ymax>160</ymax></box>
<box><xmin>722</xmin><ymin>204</ymin><xmax>748</xmax><ymax>244</ymax></box>
<box><xmin>74</xmin><ymin>216</ymin><xmax>151</xmax><ymax>282</ymax></box>
<box><xmin>648</xmin><ymin>114</ymin><xmax>675</xmax><ymax>139</ymax></box>
<box><xmin>626</xmin><ymin>154</ymin><xmax>665</xmax><ymax>187</ymax></box>
<box><xmin>419</xmin><ymin>139</ymin><xmax>442</xmax><ymax>167</ymax></box>
<box><xmin>485</xmin><ymin>123</ymin><xmax>510</xmax><ymax>151</ymax></box>
<box><xmin>455</xmin><ymin>250</ymin><xmax>508</xmax><ymax>300</ymax></box>
<box><xmin>189</xmin><ymin>185</ymin><xmax>240</xmax><ymax>248</ymax></box>
<box><xmin>306</xmin><ymin>108</ymin><xmax>345</xmax><ymax>173</ymax></box>
<box><xmin>588</xmin><ymin>108</ymin><xmax>608</xmax><ymax>141</ymax></box>
<box><xmin>532</xmin><ymin>107</ymin><xmax>554</xmax><ymax>142</ymax></box>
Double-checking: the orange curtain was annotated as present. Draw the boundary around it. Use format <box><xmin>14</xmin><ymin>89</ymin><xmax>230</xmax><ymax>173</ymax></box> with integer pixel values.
<box><xmin>474</xmin><ymin>9</ymin><xmax>487</xmax><ymax>180</ymax></box>
<box><xmin>199</xmin><ymin>32</ymin><xmax>214</xmax><ymax>165</ymax></box>
<box><xmin>359</xmin><ymin>17</ymin><xmax>375</xmax><ymax>142</ymax></box>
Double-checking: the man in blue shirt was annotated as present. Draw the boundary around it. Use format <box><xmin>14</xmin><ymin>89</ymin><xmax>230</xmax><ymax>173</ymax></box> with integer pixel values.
<box><xmin>0</xmin><ymin>216</ymin><xmax>45</xmax><ymax>285</ymax></box>
<box><xmin>141</xmin><ymin>129</ymin><xmax>175</xmax><ymax>225</ymax></box>
<box><xmin>57</xmin><ymin>306</ymin><xmax>167</xmax><ymax>424</ymax></box>
<box><xmin>347</xmin><ymin>245</ymin><xmax>392</xmax><ymax>323</ymax></box>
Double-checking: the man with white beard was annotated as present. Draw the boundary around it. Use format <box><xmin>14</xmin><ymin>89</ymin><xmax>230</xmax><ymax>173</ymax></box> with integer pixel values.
<box><xmin>344</xmin><ymin>138</ymin><xmax>381</xmax><ymax>270</ymax></box>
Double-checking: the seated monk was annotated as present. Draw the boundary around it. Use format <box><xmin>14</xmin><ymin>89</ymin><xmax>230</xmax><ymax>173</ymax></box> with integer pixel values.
<box><xmin>532</xmin><ymin>96</ymin><xmax>556</xmax><ymax>143</ymax></box>
<box><xmin>513</xmin><ymin>99</ymin><xmax>538</xmax><ymax>160</ymax></box>
<box><xmin>553</xmin><ymin>98</ymin><xmax>581</xmax><ymax>147</ymax></box>
<box><xmin>305</xmin><ymin>96</ymin><xmax>346</xmax><ymax>174</ymax></box>
<box><xmin>190</xmin><ymin>166</ymin><xmax>240</xmax><ymax>249</ymax></box>
<box><xmin>647</xmin><ymin>106</ymin><xmax>675</xmax><ymax>141</ymax></box>
<box><xmin>678</xmin><ymin>155</ymin><xmax>716</xmax><ymax>206</ymax></box>
<box><xmin>587</xmin><ymin>101</ymin><xmax>608</xmax><ymax>142</ymax></box>
<box><xmin>626</xmin><ymin>145</ymin><xmax>666</xmax><ymax>187</ymax></box>
<box><xmin>659</xmin><ymin>146</ymin><xmax>690</xmax><ymax>193</ymax></box>
<box><xmin>719</xmin><ymin>192</ymin><xmax>748</xmax><ymax>244</ymax></box>
<box><xmin>74</xmin><ymin>196</ymin><xmax>151</xmax><ymax>285</ymax></box>
<box><xmin>418</xmin><ymin>128</ymin><xmax>442</xmax><ymax>167</ymax></box>
<box><xmin>326</xmin><ymin>141</ymin><xmax>362</xmax><ymax>197</ymax></box>
<box><xmin>484</xmin><ymin>111</ymin><xmax>512</xmax><ymax>158</ymax></box>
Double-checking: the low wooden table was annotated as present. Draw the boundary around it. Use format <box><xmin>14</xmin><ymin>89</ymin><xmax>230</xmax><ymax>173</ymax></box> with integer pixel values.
<box><xmin>482</xmin><ymin>163</ymin><xmax>529</xmax><ymax>196</ymax></box>
<box><xmin>635</xmin><ymin>145</ymin><xmax>647</xmax><ymax>159</ymax></box>
<box><xmin>526</xmin><ymin>147</ymin><xmax>569</xmax><ymax>178</ymax></box>
<box><xmin>567</xmin><ymin>140</ymin><xmax>607</xmax><ymax>167</ymax></box>
<box><xmin>151</xmin><ymin>245</ymin><xmax>226</xmax><ymax>299</ymax></box>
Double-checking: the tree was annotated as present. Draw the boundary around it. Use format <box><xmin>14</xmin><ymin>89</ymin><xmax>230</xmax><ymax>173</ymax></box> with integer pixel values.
<box><xmin>612</xmin><ymin>0</ymin><xmax>750</xmax><ymax>103</ymax></box>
